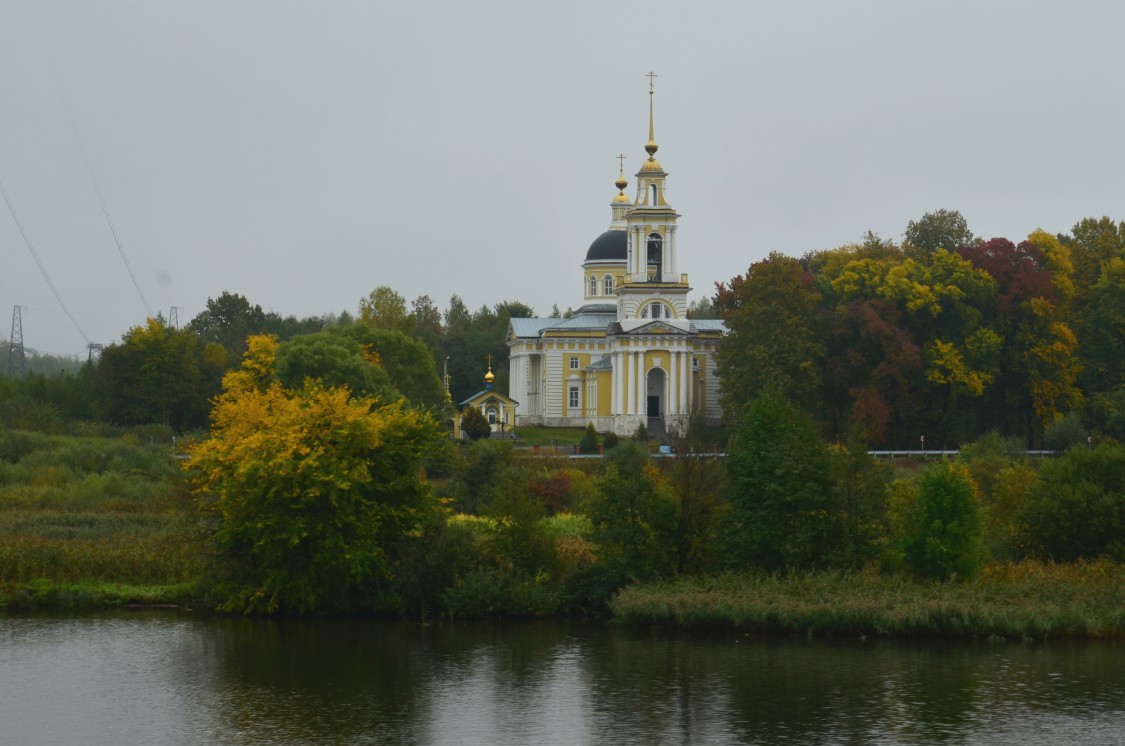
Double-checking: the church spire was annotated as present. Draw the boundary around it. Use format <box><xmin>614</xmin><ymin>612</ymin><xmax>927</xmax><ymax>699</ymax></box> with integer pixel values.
<box><xmin>645</xmin><ymin>71</ymin><xmax>659</xmax><ymax>160</ymax></box>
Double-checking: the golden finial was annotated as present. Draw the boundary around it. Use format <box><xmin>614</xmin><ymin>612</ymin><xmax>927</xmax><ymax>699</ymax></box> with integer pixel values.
<box><xmin>615</xmin><ymin>153</ymin><xmax>628</xmax><ymax>191</ymax></box>
<box><xmin>645</xmin><ymin>71</ymin><xmax>659</xmax><ymax>159</ymax></box>
<box><xmin>484</xmin><ymin>354</ymin><xmax>495</xmax><ymax>383</ymax></box>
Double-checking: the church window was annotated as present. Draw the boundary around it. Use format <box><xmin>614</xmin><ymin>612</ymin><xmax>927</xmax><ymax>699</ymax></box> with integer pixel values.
<box><xmin>570</xmin><ymin>356</ymin><xmax>579</xmax><ymax>370</ymax></box>
<box><xmin>568</xmin><ymin>386</ymin><xmax>579</xmax><ymax>410</ymax></box>
<box><xmin>486</xmin><ymin>407</ymin><xmax>498</xmax><ymax>425</ymax></box>
<box><xmin>651</xmin><ymin>184</ymin><xmax>659</xmax><ymax>203</ymax></box>
<box><xmin>589</xmin><ymin>275</ymin><xmax>598</xmax><ymax>295</ymax></box>
<box><xmin>603</xmin><ymin>274</ymin><xmax>613</xmax><ymax>294</ymax></box>
<box><xmin>647</xmin><ymin>233</ymin><xmax>663</xmax><ymax>280</ymax></box>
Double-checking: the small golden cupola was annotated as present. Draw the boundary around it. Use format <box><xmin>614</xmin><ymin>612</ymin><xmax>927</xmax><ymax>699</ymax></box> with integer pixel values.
<box><xmin>484</xmin><ymin>356</ymin><xmax>495</xmax><ymax>390</ymax></box>
<box><xmin>612</xmin><ymin>156</ymin><xmax>631</xmax><ymax>204</ymax></box>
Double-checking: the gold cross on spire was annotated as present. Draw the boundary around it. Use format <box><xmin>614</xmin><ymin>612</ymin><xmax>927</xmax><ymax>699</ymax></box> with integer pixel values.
<box><xmin>617</xmin><ymin>153</ymin><xmax>627</xmax><ymax>174</ymax></box>
<box><xmin>645</xmin><ymin>71</ymin><xmax>659</xmax><ymax>157</ymax></box>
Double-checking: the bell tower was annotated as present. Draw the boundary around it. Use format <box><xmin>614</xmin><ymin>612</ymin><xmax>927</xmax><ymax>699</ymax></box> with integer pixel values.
<box><xmin>616</xmin><ymin>72</ymin><xmax>691</xmax><ymax>328</ymax></box>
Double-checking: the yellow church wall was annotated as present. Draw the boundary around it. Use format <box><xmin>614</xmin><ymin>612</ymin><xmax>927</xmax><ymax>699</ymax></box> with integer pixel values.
<box><xmin>597</xmin><ymin>370</ymin><xmax>612</xmax><ymax>415</ymax></box>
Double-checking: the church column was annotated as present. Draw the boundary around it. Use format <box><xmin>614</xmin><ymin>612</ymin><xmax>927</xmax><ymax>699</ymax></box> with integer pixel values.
<box><xmin>613</xmin><ymin>350</ymin><xmax>624</xmax><ymax>415</ymax></box>
<box><xmin>633</xmin><ymin>227</ymin><xmax>642</xmax><ymax>276</ymax></box>
<box><xmin>634</xmin><ymin>348</ymin><xmax>643</xmax><ymax>414</ymax></box>
<box><xmin>679</xmin><ymin>348</ymin><xmax>689</xmax><ymax>415</ymax></box>
<box><xmin>668</xmin><ymin>225</ymin><xmax>677</xmax><ymax>278</ymax></box>
<box><xmin>668</xmin><ymin>351</ymin><xmax>678</xmax><ymax>416</ymax></box>
<box><xmin>679</xmin><ymin>351</ymin><xmax>688</xmax><ymax>414</ymax></box>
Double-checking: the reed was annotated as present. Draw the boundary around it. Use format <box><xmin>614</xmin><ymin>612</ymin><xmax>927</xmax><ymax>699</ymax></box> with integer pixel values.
<box><xmin>611</xmin><ymin>561</ymin><xmax>1125</xmax><ymax>639</ymax></box>
<box><xmin>0</xmin><ymin>429</ymin><xmax>196</xmax><ymax>609</ymax></box>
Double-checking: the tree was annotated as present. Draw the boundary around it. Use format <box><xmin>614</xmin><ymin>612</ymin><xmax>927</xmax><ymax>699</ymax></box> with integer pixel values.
<box><xmin>889</xmin><ymin>462</ymin><xmax>986</xmax><ymax>580</ymax></box>
<box><xmin>461</xmin><ymin>406</ymin><xmax>493</xmax><ymax>441</ymax></box>
<box><xmin>189</xmin><ymin>291</ymin><xmax>268</xmax><ymax>360</ymax></box>
<box><xmin>720</xmin><ymin>387</ymin><xmax>839</xmax><ymax>571</ymax></box>
<box><xmin>358</xmin><ymin>286</ymin><xmax>411</xmax><ymax>332</ymax></box>
<box><xmin>1020</xmin><ymin>443</ymin><xmax>1125</xmax><ymax>562</ymax></box>
<box><xmin>341</xmin><ymin>325</ymin><xmax>445</xmax><ymax>410</ymax></box>
<box><xmin>579</xmin><ymin>423</ymin><xmax>600</xmax><ymax>454</ymax></box>
<box><xmin>827</xmin><ymin>437</ymin><xmax>889</xmax><ymax>567</ymax></box>
<box><xmin>1067</xmin><ymin>216</ymin><xmax>1125</xmax><ymax>296</ymax></box>
<box><xmin>90</xmin><ymin>318</ymin><xmax>220</xmax><ymax>430</ymax></box>
<box><xmin>410</xmin><ymin>294</ymin><xmax>444</xmax><ymax>361</ymax></box>
<box><xmin>687</xmin><ymin>295</ymin><xmax>719</xmax><ymax>319</ymax></box>
<box><xmin>587</xmin><ymin>441</ymin><xmax>675</xmax><ymax>578</ymax></box>
<box><xmin>275</xmin><ymin>332</ymin><xmax>398</xmax><ymax>401</ymax></box>
<box><xmin>715</xmin><ymin>252</ymin><xmax>826</xmax><ymax>418</ymax></box>
<box><xmin>904</xmin><ymin>209</ymin><xmax>977</xmax><ymax>255</ymax></box>
<box><xmin>188</xmin><ymin>336</ymin><xmax>441</xmax><ymax>613</ymax></box>
<box><xmin>1080</xmin><ymin>257</ymin><xmax>1125</xmax><ymax>396</ymax></box>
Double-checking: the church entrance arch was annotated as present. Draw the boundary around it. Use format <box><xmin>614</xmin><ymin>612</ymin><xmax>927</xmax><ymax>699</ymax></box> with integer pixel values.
<box><xmin>646</xmin><ymin>367</ymin><xmax>666</xmax><ymax>418</ymax></box>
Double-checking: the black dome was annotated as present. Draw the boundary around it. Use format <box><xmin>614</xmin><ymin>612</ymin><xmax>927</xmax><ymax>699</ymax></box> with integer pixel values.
<box><xmin>585</xmin><ymin>230</ymin><xmax>627</xmax><ymax>262</ymax></box>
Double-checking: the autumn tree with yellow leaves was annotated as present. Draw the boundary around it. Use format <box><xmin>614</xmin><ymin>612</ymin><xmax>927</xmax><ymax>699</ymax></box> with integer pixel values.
<box><xmin>188</xmin><ymin>335</ymin><xmax>441</xmax><ymax>613</ymax></box>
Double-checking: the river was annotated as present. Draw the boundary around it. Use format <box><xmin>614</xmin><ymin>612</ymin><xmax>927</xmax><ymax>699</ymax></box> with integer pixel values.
<box><xmin>2</xmin><ymin>612</ymin><xmax>1125</xmax><ymax>745</ymax></box>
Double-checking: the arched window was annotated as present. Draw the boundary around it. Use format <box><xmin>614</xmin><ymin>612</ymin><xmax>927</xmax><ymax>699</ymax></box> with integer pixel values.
<box><xmin>603</xmin><ymin>274</ymin><xmax>614</xmax><ymax>295</ymax></box>
<box><xmin>589</xmin><ymin>275</ymin><xmax>598</xmax><ymax>296</ymax></box>
<box><xmin>641</xmin><ymin>302</ymin><xmax>672</xmax><ymax>319</ymax></box>
<box><xmin>646</xmin><ymin>233</ymin><xmax>663</xmax><ymax>281</ymax></box>
<box><xmin>651</xmin><ymin>184</ymin><xmax>659</xmax><ymax>203</ymax></box>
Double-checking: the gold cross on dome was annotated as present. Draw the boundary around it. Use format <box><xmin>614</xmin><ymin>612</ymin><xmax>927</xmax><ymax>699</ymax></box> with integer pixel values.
<box><xmin>617</xmin><ymin>153</ymin><xmax>627</xmax><ymax>173</ymax></box>
<box><xmin>645</xmin><ymin>70</ymin><xmax>658</xmax><ymax>92</ymax></box>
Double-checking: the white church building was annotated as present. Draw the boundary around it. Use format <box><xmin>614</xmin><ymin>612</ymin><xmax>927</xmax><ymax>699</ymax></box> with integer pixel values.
<box><xmin>507</xmin><ymin>79</ymin><xmax>725</xmax><ymax>437</ymax></box>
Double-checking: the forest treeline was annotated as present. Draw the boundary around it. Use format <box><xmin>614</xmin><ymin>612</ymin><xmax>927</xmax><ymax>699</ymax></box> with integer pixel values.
<box><xmin>1</xmin><ymin>209</ymin><xmax>1124</xmax><ymax>627</ymax></box>
<box><xmin>716</xmin><ymin>211</ymin><xmax>1124</xmax><ymax>448</ymax></box>
<box><xmin>3</xmin><ymin>210</ymin><xmax>1121</xmax><ymax>447</ymax></box>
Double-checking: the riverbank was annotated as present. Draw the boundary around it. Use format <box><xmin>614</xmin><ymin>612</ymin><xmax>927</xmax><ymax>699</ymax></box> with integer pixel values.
<box><xmin>610</xmin><ymin>561</ymin><xmax>1125</xmax><ymax>639</ymax></box>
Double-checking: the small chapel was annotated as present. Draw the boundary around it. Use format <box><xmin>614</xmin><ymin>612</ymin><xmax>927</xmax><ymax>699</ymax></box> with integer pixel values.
<box><xmin>507</xmin><ymin>76</ymin><xmax>725</xmax><ymax>438</ymax></box>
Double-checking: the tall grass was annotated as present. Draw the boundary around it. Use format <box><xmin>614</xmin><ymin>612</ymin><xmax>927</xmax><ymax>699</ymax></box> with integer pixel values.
<box><xmin>611</xmin><ymin>561</ymin><xmax>1125</xmax><ymax>640</ymax></box>
<box><xmin>0</xmin><ymin>428</ymin><xmax>197</xmax><ymax>609</ymax></box>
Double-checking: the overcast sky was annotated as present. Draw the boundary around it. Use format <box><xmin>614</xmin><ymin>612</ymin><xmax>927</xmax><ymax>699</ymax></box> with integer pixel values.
<box><xmin>2</xmin><ymin>1</ymin><xmax>1123</xmax><ymax>356</ymax></box>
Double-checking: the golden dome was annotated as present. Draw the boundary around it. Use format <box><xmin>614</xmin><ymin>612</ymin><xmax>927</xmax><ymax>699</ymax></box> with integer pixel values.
<box><xmin>615</xmin><ymin>175</ymin><xmax>629</xmax><ymax>191</ymax></box>
<box><xmin>484</xmin><ymin>368</ymin><xmax>495</xmax><ymax>383</ymax></box>
<box><xmin>612</xmin><ymin>192</ymin><xmax>631</xmax><ymax>203</ymax></box>
<box><xmin>641</xmin><ymin>157</ymin><xmax>663</xmax><ymax>172</ymax></box>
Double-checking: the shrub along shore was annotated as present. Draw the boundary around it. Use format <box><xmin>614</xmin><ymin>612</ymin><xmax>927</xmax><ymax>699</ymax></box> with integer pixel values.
<box><xmin>611</xmin><ymin>562</ymin><xmax>1125</xmax><ymax>640</ymax></box>
<box><xmin>3</xmin><ymin>414</ymin><xmax>1124</xmax><ymax>638</ymax></box>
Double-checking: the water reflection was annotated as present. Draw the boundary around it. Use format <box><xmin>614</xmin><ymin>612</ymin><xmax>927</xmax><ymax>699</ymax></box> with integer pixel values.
<box><xmin>2</xmin><ymin>613</ymin><xmax>1125</xmax><ymax>745</ymax></box>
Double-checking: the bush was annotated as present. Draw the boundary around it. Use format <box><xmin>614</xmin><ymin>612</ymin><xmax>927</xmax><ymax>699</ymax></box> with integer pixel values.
<box><xmin>1020</xmin><ymin>443</ymin><xmax>1125</xmax><ymax>561</ymax></box>
<box><xmin>578</xmin><ymin>423</ymin><xmax>600</xmax><ymax>454</ymax></box>
<box><xmin>719</xmin><ymin>388</ymin><xmax>838</xmax><ymax>571</ymax></box>
<box><xmin>460</xmin><ymin>407</ymin><xmax>492</xmax><ymax>441</ymax></box>
<box><xmin>1043</xmin><ymin>412</ymin><xmax>1089</xmax><ymax>452</ymax></box>
<box><xmin>890</xmin><ymin>462</ymin><xmax>986</xmax><ymax>580</ymax></box>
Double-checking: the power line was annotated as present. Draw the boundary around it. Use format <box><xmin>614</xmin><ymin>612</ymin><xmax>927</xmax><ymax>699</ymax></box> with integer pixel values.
<box><xmin>33</xmin><ymin>8</ymin><xmax>154</xmax><ymax>320</ymax></box>
<box><xmin>0</xmin><ymin>177</ymin><xmax>91</xmax><ymax>345</ymax></box>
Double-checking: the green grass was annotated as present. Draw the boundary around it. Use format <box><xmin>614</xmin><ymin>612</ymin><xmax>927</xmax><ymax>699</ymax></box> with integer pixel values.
<box><xmin>611</xmin><ymin>561</ymin><xmax>1125</xmax><ymax>640</ymax></box>
<box><xmin>510</xmin><ymin>427</ymin><xmax>588</xmax><ymax>447</ymax></box>
<box><xmin>0</xmin><ymin>580</ymin><xmax>196</xmax><ymax>611</ymax></box>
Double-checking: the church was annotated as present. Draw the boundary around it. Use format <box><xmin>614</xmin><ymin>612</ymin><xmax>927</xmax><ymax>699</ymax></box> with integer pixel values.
<box><xmin>507</xmin><ymin>78</ymin><xmax>725</xmax><ymax>438</ymax></box>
